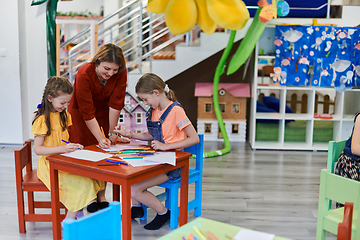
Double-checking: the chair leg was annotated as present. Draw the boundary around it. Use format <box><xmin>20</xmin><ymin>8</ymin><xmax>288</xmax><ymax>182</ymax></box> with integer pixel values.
<box><xmin>15</xmin><ymin>189</ymin><xmax>26</xmax><ymax>233</ymax></box>
<box><xmin>28</xmin><ymin>191</ymin><xmax>35</xmax><ymax>215</ymax></box>
<box><xmin>164</xmin><ymin>188</ymin><xmax>170</xmax><ymax>209</ymax></box>
<box><xmin>169</xmin><ymin>187</ymin><xmax>178</xmax><ymax>229</ymax></box>
<box><xmin>140</xmin><ymin>204</ymin><xmax>148</xmax><ymax>221</ymax></box>
<box><xmin>194</xmin><ymin>179</ymin><xmax>202</xmax><ymax>217</ymax></box>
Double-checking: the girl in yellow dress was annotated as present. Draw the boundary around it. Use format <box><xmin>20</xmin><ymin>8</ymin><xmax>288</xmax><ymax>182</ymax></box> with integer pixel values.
<box><xmin>31</xmin><ymin>76</ymin><xmax>107</xmax><ymax>219</ymax></box>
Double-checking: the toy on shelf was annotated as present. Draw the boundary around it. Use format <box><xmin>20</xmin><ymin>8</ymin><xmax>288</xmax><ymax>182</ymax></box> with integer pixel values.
<box><xmin>195</xmin><ymin>83</ymin><xmax>250</xmax><ymax>142</ymax></box>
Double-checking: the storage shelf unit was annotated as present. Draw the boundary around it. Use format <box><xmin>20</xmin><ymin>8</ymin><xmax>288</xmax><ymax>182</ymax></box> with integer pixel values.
<box><xmin>250</xmin><ymin>45</ymin><xmax>360</xmax><ymax>151</ymax></box>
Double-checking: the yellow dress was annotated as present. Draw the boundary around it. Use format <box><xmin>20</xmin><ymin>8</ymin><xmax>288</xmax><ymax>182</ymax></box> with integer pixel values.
<box><xmin>31</xmin><ymin>111</ymin><xmax>105</xmax><ymax>212</ymax></box>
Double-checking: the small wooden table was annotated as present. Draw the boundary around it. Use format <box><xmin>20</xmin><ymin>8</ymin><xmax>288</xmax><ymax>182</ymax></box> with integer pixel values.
<box><xmin>158</xmin><ymin>217</ymin><xmax>293</xmax><ymax>240</ymax></box>
<box><xmin>47</xmin><ymin>145</ymin><xmax>191</xmax><ymax>240</ymax></box>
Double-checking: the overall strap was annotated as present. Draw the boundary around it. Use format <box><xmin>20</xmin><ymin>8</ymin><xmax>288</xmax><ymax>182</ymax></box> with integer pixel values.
<box><xmin>159</xmin><ymin>102</ymin><xmax>181</xmax><ymax>123</ymax></box>
<box><xmin>146</xmin><ymin>107</ymin><xmax>153</xmax><ymax>120</ymax></box>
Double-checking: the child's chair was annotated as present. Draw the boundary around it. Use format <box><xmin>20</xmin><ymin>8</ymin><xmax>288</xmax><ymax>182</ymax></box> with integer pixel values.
<box><xmin>338</xmin><ymin>202</ymin><xmax>354</xmax><ymax>240</ymax></box>
<box><xmin>327</xmin><ymin>139</ymin><xmax>347</xmax><ymax>210</ymax></box>
<box><xmin>316</xmin><ymin>169</ymin><xmax>360</xmax><ymax>240</ymax></box>
<box><xmin>141</xmin><ymin>134</ymin><xmax>204</xmax><ymax>229</ymax></box>
<box><xmin>14</xmin><ymin>140</ymin><xmax>66</xmax><ymax>233</ymax></box>
<box><xmin>62</xmin><ymin>201</ymin><xmax>121</xmax><ymax>240</ymax></box>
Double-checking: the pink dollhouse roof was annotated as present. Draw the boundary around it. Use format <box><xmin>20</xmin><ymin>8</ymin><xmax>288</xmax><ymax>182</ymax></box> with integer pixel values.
<box><xmin>194</xmin><ymin>83</ymin><xmax>250</xmax><ymax>97</ymax></box>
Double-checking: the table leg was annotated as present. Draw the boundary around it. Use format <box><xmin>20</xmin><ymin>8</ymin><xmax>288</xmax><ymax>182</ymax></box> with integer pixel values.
<box><xmin>50</xmin><ymin>162</ymin><xmax>61</xmax><ymax>240</ymax></box>
<box><xmin>122</xmin><ymin>182</ymin><xmax>132</xmax><ymax>240</ymax></box>
<box><xmin>179</xmin><ymin>160</ymin><xmax>189</xmax><ymax>226</ymax></box>
<box><xmin>113</xmin><ymin>184</ymin><xmax>120</xmax><ymax>201</ymax></box>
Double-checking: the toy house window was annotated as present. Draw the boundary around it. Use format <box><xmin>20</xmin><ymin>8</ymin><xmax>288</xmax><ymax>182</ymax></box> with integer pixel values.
<box><xmin>232</xmin><ymin>124</ymin><xmax>239</xmax><ymax>134</ymax></box>
<box><xmin>125</xmin><ymin>96</ymin><xmax>130</xmax><ymax>105</ymax></box>
<box><xmin>136</xmin><ymin>113</ymin><xmax>142</xmax><ymax>124</ymax></box>
<box><xmin>136</xmin><ymin>129</ymin><xmax>142</xmax><ymax>133</ymax></box>
<box><xmin>204</xmin><ymin>123</ymin><xmax>212</xmax><ymax>133</ymax></box>
<box><xmin>205</xmin><ymin>103</ymin><xmax>212</xmax><ymax>112</ymax></box>
<box><xmin>219</xmin><ymin>103</ymin><xmax>225</xmax><ymax>113</ymax></box>
<box><xmin>118</xmin><ymin>114</ymin><xmax>124</xmax><ymax>124</ymax></box>
<box><xmin>232</xmin><ymin>104</ymin><xmax>239</xmax><ymax>113</ymax></box>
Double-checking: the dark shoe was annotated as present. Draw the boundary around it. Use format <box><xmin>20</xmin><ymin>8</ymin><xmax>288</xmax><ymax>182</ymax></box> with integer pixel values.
<box><xmin>131</xmin><ymin>206</ymin><xmax>144</xmax><ymax>218</ymax></box>
<box><xmin>98</xmin><ymin>201</ymin><xmax>109</xmax><ymax>210</ymax></box>
<box><xmin>144</xmin><ymin>210</ymin><xmax>170</xmax><ymax>230</ymax></box>
<box><xmin>87</xmin><ymin>202</ymin><xmax>99</xmax><ymax>213</ymax></box>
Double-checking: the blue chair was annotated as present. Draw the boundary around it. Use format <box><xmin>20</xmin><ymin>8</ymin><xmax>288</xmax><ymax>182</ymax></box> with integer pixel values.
<box><xmin>62</xmin><ymin>201</ymin><xmax>121</xmax><ymax>240</ymax></box>
<box><xmin>141</xmin><ymin>134</ymin><xmax>204</xmax><ymax>229</ymax></box>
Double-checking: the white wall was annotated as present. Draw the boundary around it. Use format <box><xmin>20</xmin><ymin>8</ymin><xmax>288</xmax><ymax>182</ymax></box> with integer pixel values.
<box><xmin>0</xmin><ymin>1</ymin><xmax>23</xmax><ymax>144</ymax></box>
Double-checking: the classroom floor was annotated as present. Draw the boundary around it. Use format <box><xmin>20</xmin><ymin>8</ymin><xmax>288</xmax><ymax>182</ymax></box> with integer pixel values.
<box><xmin>1</xmin><ymin>141</ymin><xmax>337</xmax><ymax>240</ymax></box>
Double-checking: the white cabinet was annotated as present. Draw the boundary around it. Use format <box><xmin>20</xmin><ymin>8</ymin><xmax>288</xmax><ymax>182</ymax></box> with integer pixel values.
<box><xmin>250</xmin><ymin>45</ymin><xmax>359</xmax><ymax>151</ymax></box>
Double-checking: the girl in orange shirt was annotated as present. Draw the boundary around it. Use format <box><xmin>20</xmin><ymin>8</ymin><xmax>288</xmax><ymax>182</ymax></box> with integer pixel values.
<box><xmin>114</xmin><ymin>73</ymin><xmax>199</xmax><ymax>230</ymax></box>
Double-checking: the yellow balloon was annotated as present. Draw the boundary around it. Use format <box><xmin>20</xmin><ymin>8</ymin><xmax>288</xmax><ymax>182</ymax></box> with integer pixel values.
<box><xmin>206</xmin><ymin>0</ymin><xmax>249</xmax><ymax>30</ymax></box>
<box><xmin>147</xmin><ymin>0</ymin><xmax>170</xmax><ymax>14</ymax></box>
<box><xmin>165</xmin><ymin>0</ymin><xmax>198</xmax><ymax>35</ymax></box>
<box><xmin>195</xmin><ymin>0</ymin><xmax>216</xmax><ymax>35</ymax></box>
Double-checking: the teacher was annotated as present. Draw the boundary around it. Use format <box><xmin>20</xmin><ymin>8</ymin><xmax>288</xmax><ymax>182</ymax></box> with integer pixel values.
<box><xmin>68</xmin><ymin>43</ymin><xmax>128</xmax><ymax>148</ymax></box>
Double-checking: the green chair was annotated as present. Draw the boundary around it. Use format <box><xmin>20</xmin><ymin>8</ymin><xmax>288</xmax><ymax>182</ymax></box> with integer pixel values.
<box><xmin>327</xmin><ymin>140</ymin><xmax>347</xmax><ymax>173</ymax></box>
<box><xmin>327</xmin><ymin>140</ymin><xmax>347</xmax><ymax>210</ymax></box>
<box><xmin>316</xmin><ymin>169</ymin><xmax>360</xmax><ymax>240</ymax></box>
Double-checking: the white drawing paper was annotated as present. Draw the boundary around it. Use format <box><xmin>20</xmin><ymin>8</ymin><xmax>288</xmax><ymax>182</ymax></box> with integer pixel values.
<box><xmin>61</xmin><ymin>150</ymin><xmax>112</xmax><ymax>162</ymax></box>
<box><xmin>233</xmin><ymin>229</ymin><xmax>275</xmax><ymax>240</ymax></box>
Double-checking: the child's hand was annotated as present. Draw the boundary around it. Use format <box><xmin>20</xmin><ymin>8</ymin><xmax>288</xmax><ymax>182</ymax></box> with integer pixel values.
<box><xmin>109</xmin><ymin>134</ymin><xmax>130</xmax><ymax>143</ymax></box>
<box><xmin>151</xmin><ymin>140</ymin><xmax>167</xmax><ymax>150</ymax></box>
<box><xmin>63</xmin><ymin>143</ymin><xmax>83</xmax><ymax>153</ymax></box>
<box><xmin>113</xmin><ymin>126</ymin><xmax>130</xmax><ymax>138</ymax></box>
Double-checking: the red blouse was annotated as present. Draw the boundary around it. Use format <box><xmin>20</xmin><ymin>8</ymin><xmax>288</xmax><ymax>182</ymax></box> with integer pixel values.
<box><xmin>68</xmin><ymin>62</ymin><xmax>127</xmax><ymax>146</ymax></box>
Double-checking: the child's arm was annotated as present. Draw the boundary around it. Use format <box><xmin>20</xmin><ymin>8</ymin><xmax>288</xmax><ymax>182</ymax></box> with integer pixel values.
<box><xmin>33</xmin><ymin>135</ymin><xmax>83</xmax><ymax>156</ymax></box>
<box><xmin>113</xmin><ymin>126</ymin><xmax>153</xmax><ymax>141</ymax></box>
<box><xmin>151</xmin><ymin>124</ymin><xmax>199</xmax><ymax>151</ymax></box>
<box><xmin>351</xmin><ymin>116</ymin><xmax>360</xmax><ymax>156</ymax></box>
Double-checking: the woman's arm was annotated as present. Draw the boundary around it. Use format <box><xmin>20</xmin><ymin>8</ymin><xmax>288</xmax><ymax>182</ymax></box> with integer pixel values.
<box><xmin>151</xmin><ymin>124</ymin><xmax>199</xmax><ymax>151</ymax></box>
<box><xmin>351</xmin><ymin>116</ymin><xmax>360</xmax><ymax>156</ymax></box>
<box><xmin>33</xmin><ymin>135</ymin><xmax>83</xmax><ymax>155</ymax></box>
<box><xmin>85</xmin><ymin>118</ymin><xmax>110</xmax><ymax>148</ymax></box>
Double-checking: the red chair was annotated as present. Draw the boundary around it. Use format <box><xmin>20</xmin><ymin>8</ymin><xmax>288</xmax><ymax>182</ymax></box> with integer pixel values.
<box><xmin>338</xmin><ymin>202</ymin><xmax>354</xmax><ymax>240</ymax></box>
<box><xmin>14</xmin><ymin>140</ymin><xmax>66</xmax><ymax>233</ymax></box>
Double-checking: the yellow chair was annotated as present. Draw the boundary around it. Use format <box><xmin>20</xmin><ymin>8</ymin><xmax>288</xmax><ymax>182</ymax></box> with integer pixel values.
<box><xmin>316</xmin><ymin>169</ymin><xmax>360</xmax><ymax>240</ymax></box>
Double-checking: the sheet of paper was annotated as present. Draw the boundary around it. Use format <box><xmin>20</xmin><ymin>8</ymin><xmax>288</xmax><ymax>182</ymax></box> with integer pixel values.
<box><xmin>233</xmin><ymin>229</ymin><xmax>275</xmax><ymax>240</ymax></box>
<box><xmin>115</xmin><ymin>144</ymin><xmax>150</xmax><ymax>150</ymax></box>
<box><xmin>125</xmin><ymin>159</ymin><xmax>162</xmax><ymax>167</ymax></box>
<box><xmin>96</xmin><ymin>145</ymin><xmax>119</xmax><ymax>152</ymax></box>
<box><xmin>142</xmin><ymin>152</ymin><xmax>176</xmax><ymax>166</ymax></box>
<box><xmin>61</xmin><ymin>150</ymin><xmax>112</xmax><ymax>162</ymax></box>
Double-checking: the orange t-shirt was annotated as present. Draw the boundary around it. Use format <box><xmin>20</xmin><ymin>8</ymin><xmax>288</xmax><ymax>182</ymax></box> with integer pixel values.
<box><xmin>151</xmin><ymin>101</ymin><xmax>191</xmax><ymax>144</ymax></box>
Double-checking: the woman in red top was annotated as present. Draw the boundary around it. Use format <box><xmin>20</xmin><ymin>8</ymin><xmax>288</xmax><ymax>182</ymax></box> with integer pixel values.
<box><xmin>68</xmin><ymin>43</ymin><xmax>128</xmax><ymax>148</ymax></box>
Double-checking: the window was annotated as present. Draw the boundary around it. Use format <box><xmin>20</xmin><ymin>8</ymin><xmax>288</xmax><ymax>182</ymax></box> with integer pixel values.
<box><xmin>205</xmin><ymin>103</ymin><xmax>212</xmax><ymax>112</ymax></box>
<box><xmin>136</xmin><ymin>129</ymin><xmax>142</xmax><ymax>133</ymax></box>
<box><xmin>232</xmin><ymin>104</ymin><xmax>239</xmax><ymax>113</ymax></box>
<box><xmin>118</xmin><ymin>114</ymin><xmax>124</xmax><ymax>124</ymax></box>
<box><xmin>136</xmin><ymin>113</ymin><xmax>142</xmax><ymax>124</ymax></box>
<box><xmin>232</xmin><ymin>124</ymin><xmax>239</xmax><ymax>134</ymax></box>
<box><xmin>125</xmin><ymin>96</ymin><xmax>130</xmax><ymax>105</ymax></box>
<box><xmin>204</xmin><ymin>123</ymin><xmax>212</xmax><ymax>133</ymax></box>
<box><xmin>219</xmin><ymin>103</ymin><xmax>225</xmax><ymax>113</ymax></box>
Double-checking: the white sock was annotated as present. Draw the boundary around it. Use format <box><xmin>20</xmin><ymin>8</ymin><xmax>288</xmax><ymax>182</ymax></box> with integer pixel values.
<box><xmin>158</xmin><ymin>209</ymin><xmax>168</xmax><ymax>215</ymax></box>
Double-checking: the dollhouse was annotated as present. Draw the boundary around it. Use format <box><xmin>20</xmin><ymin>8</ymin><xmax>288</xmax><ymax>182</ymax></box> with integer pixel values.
<box><xmin>119</xmin><ymin>92</ymin><xmax>149</xmax><ymax>142</ymax></box>
<box><xmin>195</xmin><ymin>83</ymin><xmax>250</xmax><ymax>142</ymax></box>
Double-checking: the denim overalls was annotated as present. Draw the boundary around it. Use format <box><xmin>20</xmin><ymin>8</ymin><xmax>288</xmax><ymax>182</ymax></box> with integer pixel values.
<box><xmin>146</xmin><ymin>102</ymin><xmax>181</xmax><ymax>180</ymax></box>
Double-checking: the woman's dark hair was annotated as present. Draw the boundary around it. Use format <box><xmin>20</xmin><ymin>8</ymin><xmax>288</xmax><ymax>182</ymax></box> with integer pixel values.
<box><xmin>33</xmin><ymin>77</ymin><xmax>73</xmax><ymax>136</ymax></box>
<box><xmin>91</xmin><ymin>43</ymin><xmax>126</xmax><ymax>72</ymax></box>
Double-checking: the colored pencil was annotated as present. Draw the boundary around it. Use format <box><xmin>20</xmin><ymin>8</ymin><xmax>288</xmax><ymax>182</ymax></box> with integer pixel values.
<box><xmin>61</xmin><ymin>139</ymin><xmax>81</xmax><ymax>150</ymax></box>
<box><xmin>97</xmin><ymin>163</ymin><xmax>119</xmax><ymax>166</ymax></box>
<box><xmin>100</xmin><ymin>126</ymin><xmax>110</xmax><ymax>149</ymax></box>
<box><xmin>106</xmin><ymin>159</ymin><xmax>129</xmax><ymax>165</ymax></box>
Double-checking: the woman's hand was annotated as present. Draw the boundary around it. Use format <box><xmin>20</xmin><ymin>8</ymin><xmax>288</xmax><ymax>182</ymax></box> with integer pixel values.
<box><xmin>99</xmin><ymin>138</ymin><xmax>111</xmax><ymax>149</ymax></box>
<box><xmin>151</xmin><ymin>140</ymin><xmax>167</xmax><ymax>150</ymax></box>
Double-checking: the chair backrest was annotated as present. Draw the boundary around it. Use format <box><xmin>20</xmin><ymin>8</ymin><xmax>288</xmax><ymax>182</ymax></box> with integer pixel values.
<box><xmin>183</xmin><ymin>134</ymin><xmax>204</xmax><ymax>172</ymax></box>
<box><xmin>338</xmin><ymin>202</ymin><xmax>354</xmax><ymax>240</ymax></box>
<box><xmin>14</xmin><ymin>140</ymin><xmax>33</xmax><ymax>180</ymax></box>
<box><xmin>62</xmin><ymin>201</ymin><xmax>121</xmax><ymax>240</ymax></box>
<box><xmin>327</xmin><ymin>140</ymin><xmax>347</xmax><ymax>173</ymax></box>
